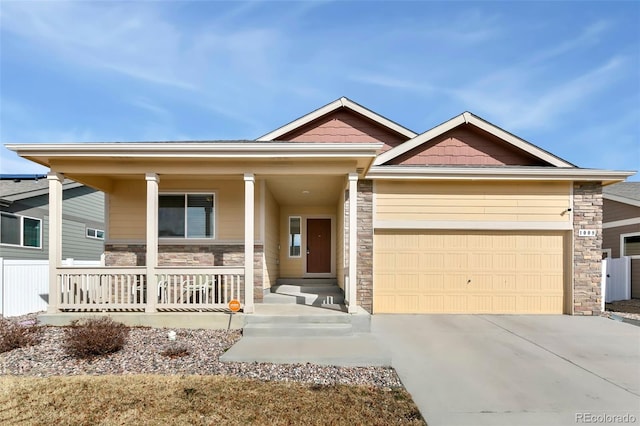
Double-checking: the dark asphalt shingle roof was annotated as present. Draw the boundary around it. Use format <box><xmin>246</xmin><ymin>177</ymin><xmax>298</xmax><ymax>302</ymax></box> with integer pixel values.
<box><xmin>603</xmin><ymin>182</ymin><xmax>640</xmax><ymax>203</ymax></box>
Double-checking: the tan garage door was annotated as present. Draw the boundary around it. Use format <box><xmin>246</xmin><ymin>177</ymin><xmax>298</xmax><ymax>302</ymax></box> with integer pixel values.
<box><xmin>374</xmin><ymin>230</ymin><xmax>566</xmax><ymax>314</ymax></box>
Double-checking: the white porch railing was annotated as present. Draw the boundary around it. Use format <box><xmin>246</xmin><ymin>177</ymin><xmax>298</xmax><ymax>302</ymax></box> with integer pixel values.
<box><xmin>58</xmin><ymin>267</ymin><xmax>147</xmax><ymax>311</ymax></box>
<box><xmin>56</xmin><ymin>266</ymin><xmax>244</xmax><ymax>312</ymax></box>
<box><xmin>156</xmin><ymin>267</ymin><xmax>243</xmax><ymax>310</ymax></box>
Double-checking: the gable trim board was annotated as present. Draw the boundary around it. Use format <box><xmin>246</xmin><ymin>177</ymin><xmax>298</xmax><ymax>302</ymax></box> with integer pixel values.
<box><xmin>603</xmin><ymin>217</ymin><xmax>640</xmax><ymax>229</ymax></box>
<box><xmin>375</xmin><ymin>112</ymin><xmax>575</xmax><ymax>168</ymax></box>
<box><xmin>257</xmin><ymin>97</ymin><xmax>417</xmax><ymax>141</ymax></box>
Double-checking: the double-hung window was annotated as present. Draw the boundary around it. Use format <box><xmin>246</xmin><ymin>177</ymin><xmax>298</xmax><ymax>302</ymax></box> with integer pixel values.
<box><xmin>158</xmin><ymin>194</ymin><xmax>215</xmax><ymax>239</ymax></box>
<box><xmin>0</xmin><ymin>212</ymin><xmax>42</xmax><ymax>248</ymax></box>
<box><xmin>621</xmin><ymin>232</ymin><xmax>640</xmax><ymax>258</ymax></box>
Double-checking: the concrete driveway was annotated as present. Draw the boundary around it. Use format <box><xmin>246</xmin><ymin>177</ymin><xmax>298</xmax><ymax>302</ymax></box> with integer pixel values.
<box><xmin>372</xmin><ymin>315</ymin><xmax>640</xmax><ymax>426</ymax></box>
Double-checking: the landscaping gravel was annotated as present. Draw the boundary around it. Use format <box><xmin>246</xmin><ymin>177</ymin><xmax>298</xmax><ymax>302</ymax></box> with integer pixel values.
<box><xmin>1</xmin><ymin>313</ymin><xmax>402</xmax><ymax>388</ymax></box>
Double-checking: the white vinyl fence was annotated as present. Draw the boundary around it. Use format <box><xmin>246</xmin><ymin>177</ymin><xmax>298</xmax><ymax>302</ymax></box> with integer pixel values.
<box><xmin>601</xmin><ymin>257</ymin><xmax>631</xmax><ymax>308</ymax></box>
<box><xmin>0</xmin><ymin>258</ymin><xmax>101</xmax><ymax>317</ymax></box>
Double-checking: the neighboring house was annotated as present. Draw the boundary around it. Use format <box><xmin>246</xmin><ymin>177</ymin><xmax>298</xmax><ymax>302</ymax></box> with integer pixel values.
<box><xmin>603</xmin><ymin>182</ymin><xmax>640</xmax><ymax>298</ymax></box>
<box><xmin>0</xmin><ymin>175</ymin><xmax>105</xmax><ymax>261</ymax></box>
<box><xmin>6</xmin><ymin>97</ymin><xmax>635</xmax><ymax>317</ymax></box>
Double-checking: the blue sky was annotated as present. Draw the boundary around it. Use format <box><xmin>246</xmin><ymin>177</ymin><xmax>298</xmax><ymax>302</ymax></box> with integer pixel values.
<box><xmin>1</xmin><ymin>1</ymin><xmax>639</xmax><ymax>180</ymax></box>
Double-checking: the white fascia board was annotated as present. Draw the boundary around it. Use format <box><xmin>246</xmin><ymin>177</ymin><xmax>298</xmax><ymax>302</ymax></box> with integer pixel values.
<box><xmin>374</xmin><ymin>114</ymin><xmax>466</xmax><ymax>165</ymax></box>
<box><xmin>366</xmin><ymin>166</ymin><xmax>635</xmax><ymax>183</ymax></box>
<box><xmin>256</xmin><ymin>97</ymin><xmax>417</xmax><ymax>141</ymax></box>
<box><xmin>6</xmin><ymin>142</ymin><xmax>384</xmax><ymax>159</ymax></box>
<box><xmin>603</xmin><ymin>193</ymin><xmax>640</xmax><ymax>208</ymax></box>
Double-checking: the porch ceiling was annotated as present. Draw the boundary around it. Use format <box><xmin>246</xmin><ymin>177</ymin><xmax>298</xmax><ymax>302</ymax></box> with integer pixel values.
<box><xmin>265</xmin><ymin>175</ymin><xmax>345</xmax><ymax>206</ymax></box>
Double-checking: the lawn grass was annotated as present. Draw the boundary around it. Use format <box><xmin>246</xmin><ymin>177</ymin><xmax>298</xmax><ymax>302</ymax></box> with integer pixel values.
<box><xmin>0</xmin><ymin>375</ymin><xmax>425</xmax><ymax>425</ymax></box>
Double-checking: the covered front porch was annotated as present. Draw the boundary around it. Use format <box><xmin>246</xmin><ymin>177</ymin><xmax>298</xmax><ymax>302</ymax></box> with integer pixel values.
<box><xmin>21</xmin><ymin>142</ymin><xmax>380</xmax><ymax>317</ymax></box>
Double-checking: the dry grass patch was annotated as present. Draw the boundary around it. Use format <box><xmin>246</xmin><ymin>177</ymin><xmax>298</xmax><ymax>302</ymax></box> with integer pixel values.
<box><xmin>0</xmin><ymin>375</ymin><xmax>425</xmax><ymax>425</ymax></box>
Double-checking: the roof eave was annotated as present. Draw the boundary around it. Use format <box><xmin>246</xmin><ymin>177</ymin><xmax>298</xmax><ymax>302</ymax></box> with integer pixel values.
<box><xmin>6</xmin><ymin>142</ymin><xmax>384</xmax><ymax>158</ymax></box>
<box><xmin>366</xmin><ymin>166</ymin><xmax>635</xmax><ymax>185</ymax></box>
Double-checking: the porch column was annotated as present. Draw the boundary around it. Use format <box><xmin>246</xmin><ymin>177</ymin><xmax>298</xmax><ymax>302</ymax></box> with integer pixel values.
<box><xmin>145</xmin><ymin>173</ymin><xmax>159</xmax><ymax>313</ymax></box>
<box><xmin>244</xmin><ymin>173</ymin><xmax>255</xmax><ymax>313</ymax></box>
<box><xmin>348</xmin><ymin>172</ymin><xmax>358</xmax><ymax>313</ymax></box>
<box><xmin>47</xmin><ymin>172</ymin><xmax>64</xmax><ymax>313</ymax></box>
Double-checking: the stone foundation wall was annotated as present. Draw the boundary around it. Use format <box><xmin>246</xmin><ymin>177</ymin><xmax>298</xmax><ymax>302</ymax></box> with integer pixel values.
<box><xmin>105</xmin><ymin>244</ymin><xmax>146</xmax><ymax>266</ymax></box>
<box><xmin>572</xmin><ymin>182</ymin><xmax>603</xmax><ymax>316</ymax></box>
<box><xmin>357</xmin><ymin>180</ymin><xmax>374</xmax><ymax>313</ymax></box>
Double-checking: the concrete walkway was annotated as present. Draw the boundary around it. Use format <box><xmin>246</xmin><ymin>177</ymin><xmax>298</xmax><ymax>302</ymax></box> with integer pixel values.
<box><xmin>372</xmin><ymin>315</ymin><xmax>640</xmax><ymax>426</ymax></box>
<box><xmin>220</xmin><ymin>334</ymin><xmax>391</xmax><ymax>366</ymax></box>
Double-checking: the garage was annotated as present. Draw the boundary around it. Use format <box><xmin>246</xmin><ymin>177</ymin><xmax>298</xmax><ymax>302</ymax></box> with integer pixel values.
<box><xmin>373</xmin><ymin>230</ymin><xmax>567</xmax><ymax>314</ymax></box>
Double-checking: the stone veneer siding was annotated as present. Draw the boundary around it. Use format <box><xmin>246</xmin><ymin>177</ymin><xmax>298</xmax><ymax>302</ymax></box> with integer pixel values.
<box><xmin>104</xmin><ymin>243</ymin><xmax>264</xmax><ymax>303</ymax></box>
<box><xmin>572</xmin><ymin>182</ymin><xmax>603</xmax><ymax>316</ymax></box>
<box><xmin>357</xmin><ymin>180</ymin><xmax>374</xmax><ymax>313</ymax></box>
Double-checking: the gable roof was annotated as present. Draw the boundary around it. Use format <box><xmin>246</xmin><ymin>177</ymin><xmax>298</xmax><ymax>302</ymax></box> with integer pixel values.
<box><xmin>603</xmin><ymin>182</ymin><xmax>640</xmax><ymax>207</ymax></box>
<box><xmin>374</xmin><ymin>111</ymin><xmax>575</xmax><ymax>168</ymax></box>
<box><xmin>257</xmin><ymin>97</ymin><xmax>418</xmax><ymax>141</ymax></box>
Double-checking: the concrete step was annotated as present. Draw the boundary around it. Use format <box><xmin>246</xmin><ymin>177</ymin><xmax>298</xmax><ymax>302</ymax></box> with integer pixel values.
<box><xmin>272</xmin><ymin>284</ymin><xmax>343</xmax><ymax>294</ymax></box>
<box><xmin>243</xmin><ymin>323</ymin><xmax>353</xmax><ymax>337</ymax></box>
<box><xmin>263</xmin><ymin>292</ymin><xmax>344</xmax><ymax>305</ymax></box>
<box><xmin>245</xmin><ymin>305</ymin><xmax>372</xmax><ymax>335</ymax></box>
<box><xmin>276</xmin><ymin>278</ymin><xmax>338</xmax><ymax>286</ymax></box>
<box><xmin>245</xmin><ymin>313</ymin><xmax>351</xmax><ymax>325</ymax></box>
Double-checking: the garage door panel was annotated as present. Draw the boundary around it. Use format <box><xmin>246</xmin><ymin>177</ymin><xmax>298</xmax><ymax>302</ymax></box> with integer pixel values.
<box><xmin>374</xmin><ymin>230</ymin><xmax>565</xmax><ymax>314</ymax></box>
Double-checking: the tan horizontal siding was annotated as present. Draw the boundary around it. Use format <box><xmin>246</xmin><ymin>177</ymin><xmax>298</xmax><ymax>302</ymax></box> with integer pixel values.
<box><xmin>108</xmin><ymin>178</ymin><xmax>261</xmax><ymax>242</ymax></box>
<box><xmin>375</xmin><ymin>181</ymin><xmax>571</xmax><ymax>224</ymax></box>
<box><xmin>109</xmin><ymin>180</ymin><xmax>146</xmax><ymax>240</ymax></box>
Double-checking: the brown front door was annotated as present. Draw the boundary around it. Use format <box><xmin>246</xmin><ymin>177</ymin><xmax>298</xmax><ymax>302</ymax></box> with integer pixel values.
<box><xmin>307</xmin><ymin>218</ymin><xmax>331</xmax><ymax>273</ymax></box>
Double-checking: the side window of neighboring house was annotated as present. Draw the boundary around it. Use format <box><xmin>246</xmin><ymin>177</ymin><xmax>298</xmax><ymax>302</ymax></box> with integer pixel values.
<box><xmin>158</xmin><ymin>193</ymin><xmax>215</xmax><ymax>239</ymax></box>
<box><xmin>86</xmin><ymin>228</ymin><xmax>105</xmax><ymax>240</ymax></box>
<box><xmin>621</xmin><ymin>233</ymin><xmax>640</xmax><ymax>257</ymax></box>
<box><xmin>0</xmin><ymin>212</ymin><xmax>42</xmax><ymax>248</ymax></box>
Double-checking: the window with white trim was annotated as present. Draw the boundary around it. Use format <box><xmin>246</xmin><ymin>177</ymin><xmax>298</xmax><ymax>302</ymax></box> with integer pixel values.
<box><xmin>86</xmin><ymin>228</ymin><xmax>105</xmax><ymax>240</ymax></box>
<box><xmin>0</xmin><ymin>212</ymin><xmax>42</xmax><ymax>248</ymax></box>
<box><xmin>622</xmin><ymin>232</ymin><xmax>640</xmax><ymax>257</ymax></box>
<box><xmin>289</xmin><ymin>216</ymin><xmax>301</xmax><ymax>257</ymax></box>
<box><xmin>159</xmin><ymin>193</ymin><xmax>215</xmax><ymax>238</ymax></box>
